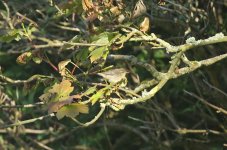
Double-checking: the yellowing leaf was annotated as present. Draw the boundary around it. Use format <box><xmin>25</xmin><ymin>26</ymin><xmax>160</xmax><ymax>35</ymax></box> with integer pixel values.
<box><xmin>39</xmin><ymin>80</ymin><xmax>74</xmax><ymax>103</ymax></box>
<box><xmin>0</xmin><ymin>29</ymin><xmax>22</xmax><ymax>43</ymax></box>
<box><xmin>58</xmin><ymin>59</ymin><xmax>71</xmax><ymax>72</ymax></box>
<box><xmin>56</xmin><ymin>103</ymin><xmax>89</xmax><ymax>120</ymax></box>
<box><xmin>39</xmin><ymin>92</ymin><xmax>56</xmax><ymax>103</ymax></box>
<box><xmin>58</xmin><ymin>59</ymin><xmax>71</xmax><ymax>76</ymax></box>
<box><xmin>82</xmin><ymin>0</ymin><xmax>93</xmax><ymax>11</ymax></box>
<box><xmin>139</xmin><ymin>17</ymin><xmax>150</xmax><ymax>33</ymax></box>
<box><xmin>49</xmin><ymin>80</ymin><xmax>74</xmax><ymax>101</ymax></box>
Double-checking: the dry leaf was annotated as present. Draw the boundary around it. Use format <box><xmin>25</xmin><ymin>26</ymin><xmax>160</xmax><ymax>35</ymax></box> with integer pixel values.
<box><xmin>131</xmin><ymin>0</ymin><xmax>147</xmax><ymax>19</ymax></box>
<box><xmin>140</xmin><ymin>17</ymin><xmax>150</xmax><ymax>32</ymax></box>
<box><xmin>110</xmin><ymin>6</ymin><xmax>121</xmax><ymax>16</ymax></box>
<box><xmin>82</xmin><ymin>0</ymin><xmax>94</xmax><ymax>11</ymax></box>
<box><xmin>16</xmin><ymin>52</ymin><xmax>32</xmax><ymax>64</ymax></box>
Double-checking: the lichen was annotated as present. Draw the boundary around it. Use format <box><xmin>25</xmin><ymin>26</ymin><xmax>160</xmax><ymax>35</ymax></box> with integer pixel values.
<box><xmin>186</xmin><ymin>37</ymin><xmax>196</xmax><ymax>44</ymax></box>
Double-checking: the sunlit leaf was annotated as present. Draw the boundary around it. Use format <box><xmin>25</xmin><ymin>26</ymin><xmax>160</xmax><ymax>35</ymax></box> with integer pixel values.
<box><xmin>0</xmin><ymin>29</ymin><xmax>22</xmax><ymax>43</ymax></box>
<box><xmin>89</xmin><ymin>46</ymin><xmax>107</xmax><ymax>63</ymax></box>
<box><xmin>56</xmin><ymin>103</ymin><xmax>89</xmax><ymax>120</ymax></box>
<box><xmin>39</xmin><ymin>80</ymin><xmax>74</xmax><ymax>103</ymax></box>
<box><xmin>82</xmin><ymin>0</ymin><xmax>94</xmax><ymax>11</ymax></box>
<box><xmin>89</xmin><ymin>89</ymin><xmax>105</xmax><ymax>105</ymax></box>
<box><xmin>89</xmin><ymin>32</ymin><xmax>109</xmax><ymax>51</ymax></box>
<box><xmin>58</xmin><ymin>59</ymin><xmax>71</xmax><ymax>76</ymax></box>
<box><xmin>32</xmin><ymin>57</ymin><xmax>42</xmax><ymax>64</ymax></box>
<box><xmin>49</xmin><ymin>80</ymin><xmax>74</xmax><ymax>101</ymax></box>
<box><xmin>83</xmin><ymin>86</ymin><xmax>97</xmax><ymax>96</ymax></box>
<box><xmin>58</xmin><ymin>59</ymin><xmax>71</xmax><ymax>71</ymax></box>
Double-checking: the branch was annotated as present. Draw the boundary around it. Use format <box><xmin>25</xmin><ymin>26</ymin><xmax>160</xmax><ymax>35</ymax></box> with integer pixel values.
<box><xmin>0</xmin><ymin>114</ymin><xmax>55</xmax><ymax>129</ymax></box>
<box><xmin>0</xmin><ymin>74</ymin><xmax>54</xmax><ymax>85</ymax></box>
<box><xmin>70</xmin><ymin>103</ymin><xmax>106</xmax><ymax>126</ymax></box>
<box><xmin>107</xmin><ymin>54</ymin><xmax>164</xmax><ymax>79</ymax></box>
<box><xmin>0</xmin><ymin>102</ymin><xmax>44</xmax><ymax>109</ymax></box>
<box><xmin>184</xmin><ymin>90</ymin><xmax>227</xmax><ymax>115</ymax></box>
<box><xmin>175</xmin><ymin>53</ymin><xmax>227</xmax><ymax>77</ymax></box>
<box><xmin>167</xmin><ymin>33</ymin><xmax>227</xmax><ymax>53</ymax></box>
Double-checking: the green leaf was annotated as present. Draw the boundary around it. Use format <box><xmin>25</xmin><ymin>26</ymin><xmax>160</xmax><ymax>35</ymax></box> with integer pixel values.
<box><xmin>83</xmin><ymin>86</ymin><xmax>97</xmax><ymax>96</ymax></box>
<box><xmin>75</xmin><ymin>48</ymin><xmax>89</xmax><ymax>62</ymax></box>
<box><xmin>89</xmin><ymin>46</ymin><xmax>107</xmax><ymax>63</ymax></box>
<box><xmin>0</xmin><ymin>29</ymin><xmax>22</xmax><ymax>43</ymax></box>
<box><xmin>89</xmin><ymin>89</ymin><xmax>105</xmax><ymax>105</ymax></box>
<box><xmin>89</xmin><ymin>32</ymin><xmax>109</xmax><ymax>52</ymax></box>
<box><xmin>32</xmin><ymin>57</ymin><xmax>42</xmax><ymax>64</ymax></box>
<box><xmin>56</xmin><ymin>103</ymin><xmax>89</xmax><ymax>120</ymax></box>
<box><xmin>154</xmin><ymin>50</ymin><xmax>165</xmax><ymax>58</ymax></box>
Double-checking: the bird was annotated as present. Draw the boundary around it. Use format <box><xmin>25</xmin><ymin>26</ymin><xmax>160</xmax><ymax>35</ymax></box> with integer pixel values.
<box><xmin>97</xmin><ymin>68</ymin><xmax>128</xmax><ymax>84</ymax></box>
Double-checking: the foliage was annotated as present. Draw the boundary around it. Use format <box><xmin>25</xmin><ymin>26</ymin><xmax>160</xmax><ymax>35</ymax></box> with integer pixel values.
<box><xmin>1</xmin><ymin>0</ymin><xmax>227</xmax><ymax>149</ymax></box>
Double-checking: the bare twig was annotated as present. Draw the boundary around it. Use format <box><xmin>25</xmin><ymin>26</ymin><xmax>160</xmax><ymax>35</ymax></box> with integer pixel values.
<box><xmin>0</xmin><ymin>74</ymin><xmax>53</xmax><ymax>85</ymax></box>
<box><xmin>0</xmin><ymin>113</ymin><xmax>55</xmax><ymax>129</ymax></box>
<box><xmin>0</xmin><ymin>102</ymin><xmax>44</xmax><ymax>109</ymax></box>
<box><xmin>184</xmin><ymin>90</ymin><xmax>227</xmax><ymax>115</ymax></box>
<box><xmin>203</xmin><ymin>80</ymin><xmax>227</xmax><ymax>97</ymax></box>
<box><xmin>70</xmin><ymin>103</ymin><xmax>106</xmax><ymax>126</ymax></box>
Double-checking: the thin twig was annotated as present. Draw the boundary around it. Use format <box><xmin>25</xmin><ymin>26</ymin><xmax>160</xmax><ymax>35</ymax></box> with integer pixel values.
<box><xmin>184</xmin><ymin>90</ymin><xmax>227</xmax><ymax>115</ymax></box>
<box><xmin>70</xmin><ymin>104</ymin><xmax>106</xmax><ymax>126</ymax></box>
<box><xmin>0</xmin><ymin>114</ymin><xmax>55</xmax><ymax>129</ymax></box>
<box><xmin>0</xmin><ymin>102</ymin><xmax>44</xmax><ymax>109</ymax></box>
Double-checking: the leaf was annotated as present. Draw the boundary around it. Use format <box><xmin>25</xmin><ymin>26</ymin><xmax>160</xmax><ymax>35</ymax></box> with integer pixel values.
<box><xmin>89</xmin><ymin>89</ymin><xmax>105</xmax><ymax>105</ymax></box>
<box><xmin>16</xmin><ymin>52</ymin><xmax>32</xmax><ymax>64</ymax></box>
<box><xmin>58</xmin><ymin>59</ymin><xmax>71</xmax><ymax>71</ymax></box>
<box><xmin>0</xmin><ymin>29</ymin><xmax>22</xmax><ymax>43</ymax></box>
<box><xmin>83</xmin><ymin>86</ymin><xmax>97</xmax><ymax>96</ymax></box>
<box><xmin>39</xmin><ymin>92</ymin><xmax>57</xmax><ymax>103</ymax></box>
<box><xmin>89</xmin><ymin>32</ymin><xmax>109</xmax><ymax>51</ymax></box>
<box><xmin>39</xmin><ymin>80</ymin><xmax>74</xmax><ymax>103</ymax></box>
<box><xmin>58</xmin><ymin>59</ymin><xmax>71</xmax><ymax>76</ymax></box>
<box><xmin>32</xmin><ymin>57</ymin><xmax>42</xmax><ymax>64</ymax></box>
<box><xmin>49</xmin><ymin>80</ymin><xmax>74</xmax><ymax>101</ymax></box>
<box><xmin>89</xmin><ymin>46</ymin><xmax>107</xmax><ymax>63</ymax></box>
<box><xmin>48</xmin><ymin>98</ymin><xmax>74</xmax><ymax>114</ymax></box>
<box><xmin>75</xmin><ymin>48</ymin><xmax>89</xmax><ymax>62</ymax></box>
<box><xmin>154</xmin><ymin>50</ymin><xmax>165</xmax><ymax>58</ymax></box>
<box><xmin>56</xmin><ymin>103</ymin><xmax>89</xmax><ymax>120</ymax></box>
<box><xmin>82</xmin><ymin>0</ymin><xmax>94</xmax><ymax>11</ymax></box>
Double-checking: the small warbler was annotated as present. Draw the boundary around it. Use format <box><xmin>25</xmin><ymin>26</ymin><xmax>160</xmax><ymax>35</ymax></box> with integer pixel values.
<box><xmin>97</xmin><ymin>68</ymin><xmax>128</xmax><ymax>84</ymax></box>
